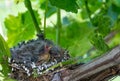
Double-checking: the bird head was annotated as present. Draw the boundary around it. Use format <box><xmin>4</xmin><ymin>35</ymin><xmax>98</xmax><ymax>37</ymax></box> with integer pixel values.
<box><xmin>44</xmin><ymin>45</ymin><xmax>52</xmax><ymax>53</ymax></box>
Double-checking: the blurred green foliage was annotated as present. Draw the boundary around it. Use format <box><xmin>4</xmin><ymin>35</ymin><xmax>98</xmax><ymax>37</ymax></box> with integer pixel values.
<box><xmin>46</xmin><ymin>21</ymin><xmax>93</xmax><ymax>57</ymax></box>
<box><xmin>0</xmin><ymin>34</ymin><xmax>11</xmax><ymax>76</ymax></box>
<box><xmin>4</xmin><ymin>11</ymin><xmax>41</xmax><ymax>47</ymax></box>
<box><xmin>1</xmin><ymin>0</ymin><xmax>120</xmax><ymax>80</ymax></box>
<box><xmin>40</xmin><ymin>0</ymin><xmax>57</xmax><ymax>18</ymax></box>
<box><xmin>49</xmin><ymin>0</ymin><xmax>79</xmax><ymax>13</ymax></box>
<box><xmin>2</xmin><ymin>0</ymin><xmax>120</xmax><ymax>60</ymax></box>
<box><xmin>89</xmin><ymin>33</ymin><xmax>109</xmax><ymax>52</ymax></box>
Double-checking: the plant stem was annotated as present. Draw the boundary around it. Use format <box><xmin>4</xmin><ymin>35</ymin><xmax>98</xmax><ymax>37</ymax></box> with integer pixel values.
<box><xmin>24</xmin><ymin>0</ymin><xmax>42</xmax><ymax>34</ymax></box>
<box><xmin>56</xmin><ymin>8</ymin><xmax>61</xmax><ymax>45</ymax></box>
<box><xmin>44</xmin><ymin>0</ymin><xmax>48</xmax><ymax>37</ymax></box>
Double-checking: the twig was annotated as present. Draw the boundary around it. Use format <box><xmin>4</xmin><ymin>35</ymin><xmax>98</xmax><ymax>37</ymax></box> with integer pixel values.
<box><xmin>56</xmin><ymin>8</ymin><xmax>61</xmax><ymax>45</ymax></box>
<box><xmin>24</xmin><ymin>0</ymin><xmax>42</xmax><ymax>34</ymax></box>
<box><xmin>43</xmin><ymin>0</ymin><xmax>48</xmax><ymax>37</ymax></box>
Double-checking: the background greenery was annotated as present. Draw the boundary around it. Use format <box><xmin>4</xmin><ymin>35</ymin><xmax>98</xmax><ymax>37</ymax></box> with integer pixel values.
<box><xmin>0</xmin><ymin>0</ymin><xmax>120</xmax><ymax>81</ymax></box>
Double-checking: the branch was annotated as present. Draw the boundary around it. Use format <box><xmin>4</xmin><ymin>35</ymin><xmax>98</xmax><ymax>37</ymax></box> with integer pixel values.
<box><xmin>43</xmin><ymin>0</ymin><xmax>48</xmax><ymax>37</ymax></box>
<box><xmin>68</xmin><ymin>45</ymin><xmax>120</xmax><ymax>81</ymax></box>
<box><xmin>24</xmin><ymin>0</ymin><xmax>42</xmax><ymax>34</ymax></box>
<box><xmin>56</xmin><ymin>8</ymin><xmax>62</xmax><ymax>45</ymax></box>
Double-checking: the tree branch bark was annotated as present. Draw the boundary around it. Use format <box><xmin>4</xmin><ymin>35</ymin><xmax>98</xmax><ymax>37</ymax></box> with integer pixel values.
<box><xmin>67</xmin><ymin>45</ymin><xmax>120</xmax><ymax>81</ymax></box>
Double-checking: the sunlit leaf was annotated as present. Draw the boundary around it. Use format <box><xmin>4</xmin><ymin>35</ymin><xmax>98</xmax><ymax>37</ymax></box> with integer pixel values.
<box><xmin>40</xmin><ymin>1</ymin><xmax>57</xmax><ymax>18</ymax></box>
<box><xmin>14</xmin><ymin>0</ymin><xmax>24</xmax><ymax>4</ymax></box>
<box><xmin>4</xmin><ymin>10</ymin><xmax>41</xmax><ymax>47</ymax></box>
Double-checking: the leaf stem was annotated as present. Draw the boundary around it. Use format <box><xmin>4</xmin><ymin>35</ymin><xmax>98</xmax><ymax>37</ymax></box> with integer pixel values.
<box><xmin>44</xmin><ymin>0</ymin><xmax>48</xmax><ymax>37</ymax></box>
<box><xmin>24</xmin><ymin>0</ymin><xmax>42</xmax><ymax>34</ymax></box>
<box><xmin>56</xmin><ymin>8</ymin><xmax>61</xmax><ymax>45</ymax></box>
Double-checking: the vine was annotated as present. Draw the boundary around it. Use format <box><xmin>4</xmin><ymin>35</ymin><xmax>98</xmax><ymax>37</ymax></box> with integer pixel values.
<box><xmin>56</xmin><ymin>8</ymin><xmax>62</xmax><ymax>45</ymax></box>
<box><xmin>43</xmin><ymin>0</ymin><xmax>49</xmax><ymax>37</ymax></box>
<box><xmin>24</xmin><ymin>0</ymin><xmax>42</xmax><ymax>34</ymax></box>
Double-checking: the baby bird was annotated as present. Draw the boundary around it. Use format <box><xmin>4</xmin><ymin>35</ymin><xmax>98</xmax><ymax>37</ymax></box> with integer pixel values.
<box><xmin>37</xmin><ymin>45</ymin><xmax>51</xmax><ymax>64</ymax></box>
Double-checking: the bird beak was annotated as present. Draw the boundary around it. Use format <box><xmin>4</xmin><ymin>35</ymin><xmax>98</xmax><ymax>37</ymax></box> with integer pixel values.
<box><xmin>48</xmin><ymin>46</ymin><xmax>52</xmax><ymax>50</ymax></box>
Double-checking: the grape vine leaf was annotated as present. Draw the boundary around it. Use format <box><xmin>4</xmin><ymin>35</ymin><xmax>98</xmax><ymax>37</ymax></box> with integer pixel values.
<box><xmin>97</xmin><ymin>16</ymin><xmax>111</xmax><ymax>37</ymax></box>
<box><xmin>40</xmin><ymin>1</ymin><xmax>57</xmax><ymax>18</ymax></box>
<box><xmin>4</xmin><ymin>10</ymin><xmax>41</xmax><ymax>47</ymax></box>
<box><xmin>49</xmin><ymin>0</ymin><xmax>79</xmax><ymax>13</ymax></box>
<box><xmin>89</xmin><ymin>33</ymin><xmax>109</xmax><ymax>52</ymax></box>
<box><xmin>92</xmin><ymin>14</ymin><xmax>112</xmax><ymax>37</ymax></box>
<box><xmin>0</xmin><ymin>34</ymin><xmax>11</xmax><ymax>76</ymax></box>
<box><xmin>113</xmin><ymin>0</ymin><xmax>120</xmax><ymax>7</ymax></box>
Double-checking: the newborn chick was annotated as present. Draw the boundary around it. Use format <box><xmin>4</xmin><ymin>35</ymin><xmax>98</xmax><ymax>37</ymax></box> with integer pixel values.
<box><xmin>37</xmin><ymin>45</ymin><xmax>51</xmax><ymax>64</ymax></box>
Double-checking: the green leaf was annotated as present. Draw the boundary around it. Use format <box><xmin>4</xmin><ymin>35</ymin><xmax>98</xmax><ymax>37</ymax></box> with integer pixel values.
<box><xmin>0</xmin><ymin>34</ymin><xmax>11</xmax><ymax>76</ymax></box>
<box><xmin>46</xmin><ymin>21</ymin><xmax>94</xmax><ymax>57</ymax></box>
<box><xmin>87</xmin><ymin>0</ymin><xmax>102</xmax><ymax>13</ymax></box>
<box><xmin>14</xmin><ymin>0</ymin><xmax>24</xmax><ymax>4</ymax></box>
<box><xmin>89</xmin><ymin>33</ymin><xmax>109</xmax><ymax>52</ymax></box>
<box><xmin>40</xmin><ymin>1</ymin><xmax>57</xmax><ymax>18</ymax></box>
<box><xmin>113</xmin><ymin>0</ymin><xmax>120</xmax><ymax>7</ymax></box>
<box><xmin>92</xmin><ymin>14</ymin><xmax>112</xmax><ymax>37</ymax></box>
<box><xmin>97</xmin><ymin>16</ymin><xmax>111</xmax><ymax>37</ymax></box>
<box><xmin>4</xmin><ymin>10</ymin><xmax>41</xmax><ymax>47</ymax></box>
<box><xmin>49</xmin><ymin>0</ymin><xmax>79</xmax><ymax>13</ymax></box>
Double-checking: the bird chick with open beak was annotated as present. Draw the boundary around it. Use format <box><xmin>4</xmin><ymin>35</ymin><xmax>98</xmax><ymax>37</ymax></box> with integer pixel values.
<box><xmin>37</xmin><ymin>45</ymin><xmax>52</xmax><ymax>64</ymax></box>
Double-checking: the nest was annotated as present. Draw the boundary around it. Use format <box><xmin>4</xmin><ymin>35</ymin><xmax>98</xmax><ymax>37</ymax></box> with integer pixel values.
<box><xmin>9</xmin><ymin>34</ymin><xmax>70</xmax><ymax>81</ymax></box>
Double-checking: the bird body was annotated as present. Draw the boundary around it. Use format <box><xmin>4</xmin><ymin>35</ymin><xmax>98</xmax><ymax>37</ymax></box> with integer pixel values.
<box><xmin>37</xmin><ymin>45</ymin><xmax>51</xmax><ymax>64</ymax></box>
<box><xmin>39</xmin><ymin>51</ymin><xmax>50</xmax><ymax>62</ymax></box>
